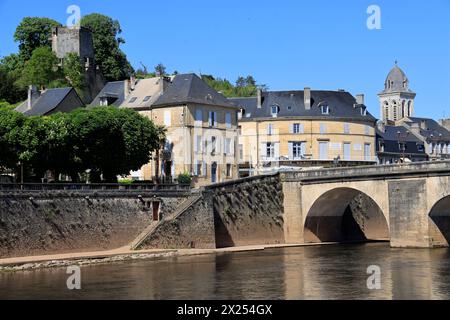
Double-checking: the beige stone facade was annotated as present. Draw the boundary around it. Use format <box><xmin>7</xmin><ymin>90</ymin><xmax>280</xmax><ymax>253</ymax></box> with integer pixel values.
<box><xmin>139</xmin><ymin>104</ymin><xmax>239</xmax><ymax>187</ymax></box>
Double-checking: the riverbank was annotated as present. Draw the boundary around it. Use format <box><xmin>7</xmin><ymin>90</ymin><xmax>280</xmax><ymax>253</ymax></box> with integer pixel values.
<box><xmin>0</xmin><ymin>242</ymin><xmax>343</xmax><ymax>272</ymax></box>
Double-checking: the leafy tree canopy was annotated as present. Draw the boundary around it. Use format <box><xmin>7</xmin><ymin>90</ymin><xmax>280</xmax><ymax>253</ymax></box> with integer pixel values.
<box><xmin>202</xmin><ymin>74</ymin><xmax>267</xmax><ymax>98</ymax></box>
<box><xmin>81</xmin><ymin>13</ymin><xmax>133</xmax><ymax>81</ymax></box>
<box><xmin>20</xmin><ymin>47</ymin><xmax>61</xmax><ymax>89</ymax></box>
<box><xmin>14</xmin><ymin>17</ymin><xmax>61</xmax><ymax>61</ymax></box>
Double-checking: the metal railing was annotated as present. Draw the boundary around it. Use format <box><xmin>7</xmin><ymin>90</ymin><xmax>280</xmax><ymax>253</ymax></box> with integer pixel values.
<box><xmin>0</xmin><ymin>183</ymin><xmax>191</xmax><ymax>192</ymax></box>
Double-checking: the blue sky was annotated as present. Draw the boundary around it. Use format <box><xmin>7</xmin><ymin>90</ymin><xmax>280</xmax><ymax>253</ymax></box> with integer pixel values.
<box><xmin>1</xmin><ymin>0</ymin><xmax>449</xmax><ymax>120</ymax></box>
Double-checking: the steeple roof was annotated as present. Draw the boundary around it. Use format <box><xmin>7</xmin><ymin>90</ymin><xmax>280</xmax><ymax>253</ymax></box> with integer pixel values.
<box><xmin>381</xmin><ymin>62</ymin><xmax>414</xmax><ymax>94</ymax></box>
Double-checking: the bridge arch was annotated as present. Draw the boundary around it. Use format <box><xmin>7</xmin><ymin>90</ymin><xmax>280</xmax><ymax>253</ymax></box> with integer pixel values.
<box><xmin>303</xmin><ymin>187</ymin><xmax>389</xmax><ymax>243</ymax></box>
<box><xmin>428</xmin><ymin>195</ymin><xmax>450</xmax><ymax>246</ymax></box>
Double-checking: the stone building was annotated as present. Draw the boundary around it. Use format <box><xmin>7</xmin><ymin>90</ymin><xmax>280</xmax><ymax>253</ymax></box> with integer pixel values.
<box><xmin>51</xmin><ymin>26</ymin><xmax>105</xmax><ymax>104</ymax></box>
<box><xmin>440</xmin><ymin>119</ymin><xmax>450</xmax><ymax>131</ymax></box>
<box><xmin>90</xmin><ymin>74</ymin><xmax>240</xmax><ymax>186</ymax></box>
<box><xmin>15</xmin><ymin>85</ymin><xmax>84</xmax><ymax>116</ymax></box>
<box><xmin>378</xmin><ymin>62</ymin><xmax>416</xmax><ymax>123</ymax></box>
<box><xmin>230</xmin><ymin>88</ymin><xmax>377</xmax><ymax>176</ymax></box>
<box><xmin>376</xmin><ymin>121</ymin><xmax>428</xmax><ymax>164</ymax></box>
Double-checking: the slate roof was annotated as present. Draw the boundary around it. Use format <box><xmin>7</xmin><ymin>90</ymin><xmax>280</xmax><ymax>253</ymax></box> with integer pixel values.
<box><xmin>377</xmin><ymin>125</ymin><xmax>426</xmax><ymax>155</ymax></box>
<box><xmin>152</xmin><ymin>73</ymin><xmax>237</xmax><ymax>109</ymax></box>
<box><xmin>229</xmin><ymin>90</ymin><xmax>376</xmax><ymax>122</ymax></box>
<box><xmin>15</xmin><ymin>87</ymin><xmax>83</xmax><ymax>116</ymax></box>
<box><xmin>89</xmin><ymin>81</ymin><xmax>126</xmax><ymax>107</ymax></box>
<box><xmin>380</xmin><ymin>65</ymin><xmax>414</xmax><ymax>94</ymax></box>
<box><xmin>405</xmin><ymin>117</ymin><xmax>450</xmax><ymax>141</ymax></box>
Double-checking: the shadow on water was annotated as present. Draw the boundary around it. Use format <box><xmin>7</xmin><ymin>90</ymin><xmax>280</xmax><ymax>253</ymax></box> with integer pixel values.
<box><xmin>1</xmin><ymin>243</ymin><xmax>450</xmax><ymax>299</ymax></box>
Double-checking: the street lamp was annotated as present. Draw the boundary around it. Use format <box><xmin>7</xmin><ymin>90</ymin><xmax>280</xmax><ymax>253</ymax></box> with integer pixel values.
<box><xmin>397</xmin><ymin>131</ymin><xmax>409</xmax><ymax>163</ymax></box>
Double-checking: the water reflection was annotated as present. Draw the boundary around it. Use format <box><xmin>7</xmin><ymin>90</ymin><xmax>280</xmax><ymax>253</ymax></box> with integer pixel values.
<box><xmin>1</xmin><ymin>243</ymin><xmax>450</xmax><ymax>300</ymax></box>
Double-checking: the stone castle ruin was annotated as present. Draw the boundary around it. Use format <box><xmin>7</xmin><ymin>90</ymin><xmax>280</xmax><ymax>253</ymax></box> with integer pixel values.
<box><xmin>51</xmin><ymin>26</ymin><xmax>105</xmax><ymax>103</ymax></box>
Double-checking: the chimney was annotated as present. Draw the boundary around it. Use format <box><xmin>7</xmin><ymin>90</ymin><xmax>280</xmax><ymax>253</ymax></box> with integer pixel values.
<box><xmin>257</xmin><ymin>88</ymin><xmax>262</xmax><ymax>109</ymax></box>
<box><xmin>304</xmin><ymin>87</ymin><xmax>311</xmax><ymax>110</ymax></box>
<box><xmin>27</xmin><ymin>85</ymin><xmax>39</xmax><ymax>110</ymax></box>
<box><xmin>376</xmin><ymin>120</ymin><xmax>385</xmax><ymax>133</ymax></box>
<box><xmin>356</xmin><ymin>94</ymin><xmax>364</xmax><ymax>105</ymax></box>
<box><xmin>124</xmin><ymin>79</ymin><xmax>130</xmax><ymax>99</ymax></box>
<box><xmin>130</xmin><ymin>75</ymin><xmax>136</xmax><ymax>91</ymax></box>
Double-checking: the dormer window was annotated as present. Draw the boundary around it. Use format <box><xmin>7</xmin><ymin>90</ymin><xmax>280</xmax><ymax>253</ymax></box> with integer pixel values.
<box><xmin>129</xmin><ymin>97</ymin><xmax>137</xmax><ymax>103</ymax></box>
<box><xmin>143</xmin><ymin>96</ymin><xmax>151</xmax><ymax>102</ymax></box>
<box><xmin>321</xmin><ymin>105</ymin><xmax>329</xmax><ymax>115</ymax></box>
<box><xmin>271</xmin><ymin>105</ymin><xmax>280</xmax><ymax>117</ymax></box>
<box><xmin>361</xmin><ymin>106</ymin><xmax>367</xmax><ymax>116</ymax></box>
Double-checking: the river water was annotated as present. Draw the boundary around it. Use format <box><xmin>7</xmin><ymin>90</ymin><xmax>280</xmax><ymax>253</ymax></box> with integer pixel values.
<box><xmin>1</xmin><ymin>243</ymin><xmax>450</xmax><ymax>300</ymax></box>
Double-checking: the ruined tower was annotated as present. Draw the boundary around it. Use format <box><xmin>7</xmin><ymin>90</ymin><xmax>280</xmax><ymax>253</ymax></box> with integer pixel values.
<box><xmin>51</xmin><ymin>26</ymin><xmax>105</xmax><ymax>104</ymax></box>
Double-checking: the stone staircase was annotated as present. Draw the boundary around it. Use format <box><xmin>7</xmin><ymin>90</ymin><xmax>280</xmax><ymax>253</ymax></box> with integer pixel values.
<box><xmin>130</xmin><ymin>194</ymin><xmax>203</xmax><ymax>250</ymax></box>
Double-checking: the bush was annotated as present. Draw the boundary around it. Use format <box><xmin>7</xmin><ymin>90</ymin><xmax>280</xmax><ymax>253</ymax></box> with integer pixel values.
<box><xmin>177</xmin><ymin>172</ymin><xmax>192</xmax><ymax>185</ymax></box>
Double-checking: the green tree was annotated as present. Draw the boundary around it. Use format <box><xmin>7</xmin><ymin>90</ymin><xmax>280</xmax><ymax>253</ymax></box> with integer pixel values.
<box><xmin>63</xmin><ymin>52</ymin><xmax>86</xmax><ymax>95</ymax></box>
<box><xmin>69</xmin><ymin>107</ymin><xmax>159</xmax><ymax>182</ymax></box>
<box><xmin>20</xmin><ymin>47</ymin><xmax>60</xmax><ymax>89</ymax></box>
<box><xmin>0</xmin><ymin>54</ymin><xmax>27</xmax><ymax>104</ymax></box>
<box><xmin>154</xmin><ymin>63</ymin><xmax>166</xmax><ymax>76</ymax></box>
<box><xmin>0</xmin><ymin>108</ymin><xmax>25</xmax><ymax>170</ymax></box>
<box><xmin>14</xmin><ymin>17</ymin><xmax>61</xmax><ymax>61</ymax></box>
<box><xmin>81</xmin><ymin>13</ymin><xmax>133</xmax><ymax>81</ymax></box>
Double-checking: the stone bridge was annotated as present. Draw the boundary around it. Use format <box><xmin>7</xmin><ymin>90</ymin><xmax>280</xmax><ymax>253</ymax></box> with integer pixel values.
<box><xmin>281</xmin><ymin>161</ymin><xmax>450</xmax><ymax>248</ymax></box>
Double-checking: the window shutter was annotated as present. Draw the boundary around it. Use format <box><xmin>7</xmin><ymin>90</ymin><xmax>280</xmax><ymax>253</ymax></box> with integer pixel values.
<box><xmin>214</xmin><ymin>112</ymin><xmax>218</xmax><ymax>127</ymax></box>
<box><xmin>289</xmin><ymin>124</ymin><xmax>294</xmax><ymax>134</ymax></box>
<box><xmin>288</xmin><ymin>142</ymin><xmax>293</xmax><ymax>159</ymax></box>
<box><xmin>194</xmin><ymin>160</ymin><xmax>198</xmax><ymax>175</ymax></box>
<box><xmin>230</xmin><ymin>138</ymin><xmax>235</xmax><ymax>156</ymax></box>
<box><xmin>194</xmin><ymin>135</ymin><xmax>198</xmax><ymax>153</ymax></box>
<box><xmin>260</xmin><ymin>143</ymin><xmax>267</xmax><ymax>159</ymax></box>
<box><xmin>164</xmin><ymin>110</ymin><xmax>171</xmax><ymax>126</ymax></box>
<box><xmin>274</xmin><ymin>143</ymin><xmax>280</xmax><ymax>159</ymax></box>
<box><xmin>203</xmin><ymin>161</ymin><xmax>207</xmax><ymax>177</ymax></box>
<box><xmin>299</xmin><ymin>124</ymin><xmax>304</xmax><ymax>134</ymax></box>
<box><xmin>301</xmin><ymin>142</ymin><xmax>306</xmax><ymax>156</ymax></box>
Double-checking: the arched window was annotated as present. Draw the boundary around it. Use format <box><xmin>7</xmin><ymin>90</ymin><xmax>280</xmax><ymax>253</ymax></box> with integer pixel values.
<box><xmin>401</xmin><ymin>101</ymin><xmax>405</xmax><ymax>118</ymax></box>
<box><xmin>407</xmin><ymin>101</ymin><xmax>412</xmax><ymax>116</ymax></box>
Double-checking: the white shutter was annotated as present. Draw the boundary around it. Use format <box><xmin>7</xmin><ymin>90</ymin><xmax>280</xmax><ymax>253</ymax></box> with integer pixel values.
<box><xmin>164</xmin><ymin>110</ymin><xmax>171</xmax><ymax>126</ymax></box>
<box><xmin>288</xmin><ymin>142</ymin><xmax>293</xmax><ymax>159</ymax></box>
<box><xmin>214</xmin><ymin>112</ymin><xmax>218</xmax><ymax>127</ymax></box>
<box><xmin>208</xmin><ymin>111</ymin><xmax>213</xmax><ymax>126</ymax></box>
<box><xmin>289</xmin><ymin>124</ymin><xmax>294</xmax><ymax>134</ymax></box>
<box><xmin>299</xmin><ymin>124</ymin><xmax>304</xmax><ymax>134</ymax></box>
<box><xmin>203</xmin><ymin>161</ymin><xmax>207</xmax><ymax>177</ymax></box>
<box><xmin>194</xmin><ymin>135</ymin><xmax>198</xmax><ymax>153</ymax></box>
<box><xmin>194</xmin><ymin>160</ymin><xmax>198</xmax><ymax>175</ymax></box>
<box><xmin>260</xmin><ymin>143</ymin><xmax>267</xmax><ymax>159</ymax></box>
<box><xmin>230</xmin><ymin>138</ymin><xmax>235</xmax><ymax>156</ymax></box>
<box><xmin>274</xmin><ymin>143</ymin><xmax>280</xmax><ymax>159</ymax></box>
<box><xmin>301</xmin><ymin>142</ymin><xmax>306</xmax><ymax>156</ymax></box>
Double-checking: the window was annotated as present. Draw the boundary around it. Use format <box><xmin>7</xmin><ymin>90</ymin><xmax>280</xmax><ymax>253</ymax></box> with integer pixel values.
<box><xmin>364</xmin><ymin>143</ymin><xmax>371</xmax><ymax>161</ymax></box>
<box><xmin>344</xmin><ymin>123</ymin><xmax>350</xmax><ymax>134</ymax></box>
<box><xmin>320</xmin><ymin>123</ymin><xmax>327</xmax><ymax>134</ymax></box>
<box><xmin>343</xmin><ymin>143</ymin><xmax>351</xmax><ymax>160</ymax></box>
<box><xmin>164</xmin><ymin>110</ymin><xmax>171</xmax><ymax>126</ymax></box>
<box><xmin>225</xmin><ymin>138</ymin><xmax>231</xmax><ymax>155</ymax></box>
<box><xmin>319</xmin><ymin>142</ymin><xmax>328</xmax><ymax>160</ymax></box>
<box><xmin>194</xmin><ymin>135</ymin><xmax>202</xmax><ymax>153</ymax></box>
<box><xmin>129</xmin><ymin>97</ymin><xmax>137</xmax><ymax>103</ymax></box>
<box><xmin>266</xmin><ymin>143</ymin><xmax>275</xmax><ymax>158</ymax></box>
<box><xmin>209</xmin><ymin>111</ymin><xmax>217</xmax><ymax>127</ymax></box>
<box><xmin>100</xmin><ymin>98</ymin><xmax>108</xmax><ymax>106</ymax></box>
<box><xmin>196</xmin><ymin>162</ymin><xmax>203</xmax><ymax>176</ymax></box>
<box><xmin>195</xmin><ymin>109</ymin><xmax>203</xmax><ymax>126</ymax></box>
<box><xmin>292</xmin><ymin>142</ymin><xmax>305</xmax><ymax>158</ymax></box>
<box><xmin>143</xmin><ymin>96</ymin><xmax>151</xmax><ymax>102</ymax></box>
<box><xmin>271</xmin><ymin>105</ymin><xmax>280</xmax><ymax>117</ymax></box>
<box><xmin>267</xmin><ymin>123</ymin><xmax>274</xmax><ymax>135</ymax></box>
<box><xmin>321</xmin><ymin>105</ymin><xmax>329</xmax><ymax>115</ymax></box>
<box><xmin>361</xmin><ymin>107</ymin><xmax>367</xmax><ymax>116</ymax></box>
<box><xmin>239</xmin><ymin>144</ymin><xmax>243</xmax><ymax>160</ymax></box>
<box><xmin>225</xmin><ymin>113</ymin><xmax>232</xmax><ymax>128</ymax></box>
<box><xmin>293</xmin><ymin>123</ymin><xmax>304</xmax><ymax>134</ymax></box>
<box><xmin>211</xmin><ymin>136</ymin><xmax>217</xmax><ymax>155</ymax></box>
<box><xmin>226</xmin><ymin>164</ymin><xmax>232</xmax><ymax>178</ymax></box>
<box><xmin>287</xmin><ymin>106</ymin><xmax>292</xmax><ymax>111</ymax></box>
